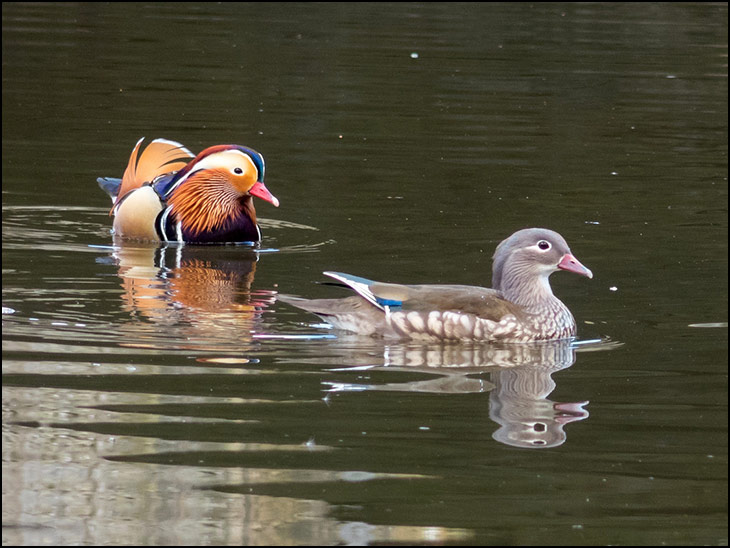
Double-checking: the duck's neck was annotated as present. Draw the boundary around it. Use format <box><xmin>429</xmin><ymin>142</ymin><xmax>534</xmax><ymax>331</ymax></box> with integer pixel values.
<box><xmin>496</xmin><ymin>267</ymin><xmax>576</xmax><ymax>338</ymax></box>
<box><xmin>169</xmin><ymin>175</ymin><xmax>256</xmax><ymax>238</ymax></box>
<box><xmin>501</xmin><ymin>270</ymin><xmax>555</xmax><ymax>308</ymax></box>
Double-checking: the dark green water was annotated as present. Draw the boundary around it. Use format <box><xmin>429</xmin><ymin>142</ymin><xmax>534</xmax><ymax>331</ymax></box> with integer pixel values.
<box><xmin>2</xmin><ymin>3</ymin><xmax>727</xmax><ymax>545</ymax></box>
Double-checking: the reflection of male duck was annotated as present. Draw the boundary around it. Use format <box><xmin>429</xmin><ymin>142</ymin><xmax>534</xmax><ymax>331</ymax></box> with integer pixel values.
<box><xmin>111</xmin><ymin>243</ymin><xmax>275</xmax><ymax>347</ymax></box>
<box><xmin>322</xmin><ymin>339</ymin><xmax>597</xmax><ymax>449</ymax></box>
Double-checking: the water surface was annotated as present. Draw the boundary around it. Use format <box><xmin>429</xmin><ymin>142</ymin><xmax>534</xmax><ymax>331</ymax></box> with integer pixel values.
<box><xmin>2</xmin><ymin>3</ymin><xmax>727</xmax><ymax>546</ymax></box>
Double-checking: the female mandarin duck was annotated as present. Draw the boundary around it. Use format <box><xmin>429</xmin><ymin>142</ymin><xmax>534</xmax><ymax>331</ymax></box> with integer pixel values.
<box><xmin>280</xmin><ymin>228</ymin><xmax>593</xmax><ymax>343</ymax></box>
<box><xmin>98</xmin><ymin>137</ymin><xmax>279</xmax><ymax>243</ymax></box>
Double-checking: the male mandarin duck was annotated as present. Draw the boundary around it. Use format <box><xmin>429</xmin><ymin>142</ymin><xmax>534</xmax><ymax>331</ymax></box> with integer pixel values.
<box><xmin>98</xmin><ymin>137</ymin><xmax>279</xmax><ymax>243</ymax></box>
<box><xmin>280</xmin><ymin>228</ymin><xmax>593</xmax><ymax>342</ymax></box>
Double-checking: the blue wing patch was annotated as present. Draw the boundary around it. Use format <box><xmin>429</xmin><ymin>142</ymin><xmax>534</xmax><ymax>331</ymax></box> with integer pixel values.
<box><xmin>323</xmin><ymin>272</ymin><xmax>403</xmax><ymax>310</ymax></box>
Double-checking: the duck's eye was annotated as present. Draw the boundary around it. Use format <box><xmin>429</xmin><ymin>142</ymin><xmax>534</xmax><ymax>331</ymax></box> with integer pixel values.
<box><xmin>537</xmin><ymin>240</ymin><xmax>551</xmax><ymax>251</ymax></box>
<box><xmin>233</xmin><ymin>167</ymin><xmax>244</xmax><ymax>175</ymax></box>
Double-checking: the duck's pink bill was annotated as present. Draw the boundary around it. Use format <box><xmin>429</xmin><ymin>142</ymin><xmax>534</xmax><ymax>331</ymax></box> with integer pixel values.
<box><xmin>250</xmin><ymin>181</ymin><xmax>280</xmax><ymax>207</ymax></box>
<box><xmin>558</xmin><ymin>253</ymin><xmax>593</xmax><ymax>278</ymax></box>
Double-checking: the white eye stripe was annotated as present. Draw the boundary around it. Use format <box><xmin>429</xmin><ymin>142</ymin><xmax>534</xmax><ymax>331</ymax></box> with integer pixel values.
<box><xmin>164</xmin><ymin>150</ymin><xmax>259</xmax><ymax>196</ymax></box>
<box><xmin>195</xmin><ymin>150</ymin><xmax>256</xmax><ymax>169</ymax></box>
<box><xmin>191</xmin><ymin>150</ymin><xmax>257</xmax><ymax>175</ymax></box>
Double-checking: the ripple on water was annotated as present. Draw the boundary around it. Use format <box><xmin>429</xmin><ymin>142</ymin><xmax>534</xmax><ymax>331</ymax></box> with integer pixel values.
<box><xmin>2</xmin><ymin>204</ymin><xmax>335</xmax><ymax>357</ymax></box>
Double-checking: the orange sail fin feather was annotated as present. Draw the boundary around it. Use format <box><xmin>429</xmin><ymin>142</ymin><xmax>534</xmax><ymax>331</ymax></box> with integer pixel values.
<box><xmin>114</xmin><ymin>138</ymin><xmax>195</xmax><ymax>213</ymax></box>
<box><xmin>99</xmin><ymin>138</ymin><xmax>278</xmax><ymax>244</ymax></box>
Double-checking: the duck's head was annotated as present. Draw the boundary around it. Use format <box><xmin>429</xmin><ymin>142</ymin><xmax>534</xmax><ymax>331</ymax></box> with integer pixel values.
<box><xmin>170</xmin><ymin>144</ymin><xmax>279</xmax><ymax>207</ymax></box>
<box><xmin>492</xmin><ymin>228</ymin><xmax>592</xmax><ymax>299</ymax></box>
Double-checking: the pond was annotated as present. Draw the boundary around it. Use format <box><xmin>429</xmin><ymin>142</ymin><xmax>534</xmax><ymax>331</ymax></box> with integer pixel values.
<box><xmin>2</xmin><ymin>3</ymin><xmax>727</xmax><ymax>546</ymax></box>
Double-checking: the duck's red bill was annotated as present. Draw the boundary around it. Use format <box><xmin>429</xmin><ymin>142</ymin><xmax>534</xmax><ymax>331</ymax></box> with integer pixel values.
<box><xmin>250</xmin><ymin>181</ymin><xmax>279</xmax><ymax>207</ymax></box>
<box><xmin>558</xmin><ymin>253</ymin><xmax>593</xmax><ymax>278</ymax></box>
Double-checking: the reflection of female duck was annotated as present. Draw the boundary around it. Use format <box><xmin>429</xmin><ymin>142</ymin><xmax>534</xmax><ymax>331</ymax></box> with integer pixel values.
<box><xmin>486</xmin><ymin>343</ymin><xmax>589</xmax><ymax>449</ymax></box>
<box><xmin>399</xmin><ymin>342</ymin><xmax>590</xmax><ymax>449</ymax></box>
<box><xmin>112</xmin><ymin>244</ymin><xmax>275</xmax><ymax>347</ymax></box>
<box><xmin>321</xmin><ymin>339</ymin><xmax>591</xmax><ymax>449</ymax></box>
<box><xmin>99</xmin><ymin>138</ymin><xmax>279</xmax><ymax>243</ymax></box>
